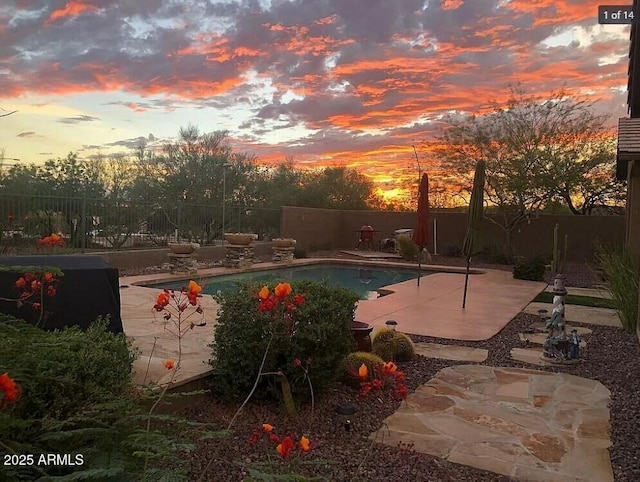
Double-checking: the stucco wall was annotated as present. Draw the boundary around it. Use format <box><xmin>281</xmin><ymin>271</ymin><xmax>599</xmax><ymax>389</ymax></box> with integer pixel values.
<box><xmin>282</xmin><ymin>206</ymin><xmax>625</xmax><ymax>261</ymax></box>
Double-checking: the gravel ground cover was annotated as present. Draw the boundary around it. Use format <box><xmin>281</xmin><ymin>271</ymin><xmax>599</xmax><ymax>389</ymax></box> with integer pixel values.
<box><xmin>126</xmin><ymin>251</ymin><xmax>634</xmax><ymax>481</ymax></box>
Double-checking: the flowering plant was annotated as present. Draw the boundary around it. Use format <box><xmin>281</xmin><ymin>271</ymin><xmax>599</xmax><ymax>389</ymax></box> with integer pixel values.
<box><xmin>248</xmin><ymin>423</ymin><xmax>311</xmax><ymax>457</ymax></box>
<box><xmin>256</xmin><ymin>282</ymin><xmax>305</xmax><ymax>335</ymax></box>
<box><xmin>242</xmin><ymin>423</ymin><xmax>313</xmax><ymax>479</ymax></box>
<box><xmin>0</xmin><ymin>269</ymin><xmax>62</xmax><ymax>327</ymax></box>
<box><xmin>357</xmin><ymin>361</ymin><xmax>408</xmax><ymax>400</ymax></box>
<box><xmin>152</xmin><ymin>280</ymin><xmax>205</xmax><ymax>343</ymax></box>
<box><xmin>37</xmin><ymin>233</ymin><xmax>65</xmax><ymax>249</ymax></box>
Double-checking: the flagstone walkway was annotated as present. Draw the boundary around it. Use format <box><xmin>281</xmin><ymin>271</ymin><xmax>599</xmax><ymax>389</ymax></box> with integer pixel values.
<box><xmin>379</xmin><ymin>365</ymin><xmax>613</xmax><ymax>482</ymax></box>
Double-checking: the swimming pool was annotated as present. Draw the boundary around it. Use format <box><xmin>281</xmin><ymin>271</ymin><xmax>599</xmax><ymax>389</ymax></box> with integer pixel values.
<box><xmin>147</xmin><ymin>263</ymin><xmax>429</xmax><ymax>300</ymax></box>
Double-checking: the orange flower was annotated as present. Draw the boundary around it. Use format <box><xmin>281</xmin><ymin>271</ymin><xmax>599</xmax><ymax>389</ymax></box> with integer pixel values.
<box><xmin>358</xmin><ymin>363</ymin><xmax>368</xmax><ymax>379</ymax></box>
<box><xmin>274</xmin><ymin>282</ymin><xmax>292</xmax><ymax>298</ymax></box>
<box><xmin>14</xmin><ymin>277</ymin><xmax>25</xmax><ymax>288</ymax></box>
<box><xmin>299</xmin><ymin>435</ymin><xmax>310</xmax><ymax>452</ymax></box>
<box><xmin>0</xmin><ymin>372</ymin><xmax>21</xmax><ymax>408</ymax></box>
<box><xmin>50</xmin><ymin>233</ymin><xmax>60</xmax><ymax>242</ymax></box>
<box><xmin>188</xmin><ymin>280</ymin><xmax>202</xmax><ymax>294</ymax></box>
<box><xmin>258</xmin><ymin>285</ymin><xmax>270</xmax><ymax>300</ymax></box>
<box><xmin>164</xmin><ymin>359</ymin><xmax>175</xmax><ymax>370</ymax></box>
<box><xmin>43</xmin><ymin>272</ymin><xmax>53</xmax><ymax>282</ymax></box>
<box><xmin>275</xmin><ymin>436</ymin><xmax>294</xmax><ymax>458</ymax></box>
<box><xmin>262</xmin><ymin>423</ymin><xmax>274</xmax><ymax>433</ymax></box>
<box><xmin>382</xmin><ymin>362</ymin><xmax>398</xmax><ymax>374</ymax></box>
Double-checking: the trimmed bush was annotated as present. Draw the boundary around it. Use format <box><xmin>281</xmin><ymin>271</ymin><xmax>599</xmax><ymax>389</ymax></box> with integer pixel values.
<box><xmin>0</xmin><ymin>314</ymin><xmax>136</xmax><ymax>420</ymax></box>
<box><xmin>209</xmin><ymin>280</ymin><xmax>359</xmax><ymax>401</ymax></box>
<box><xmin>513</xmin><ymin>255</ymin><xmax>546</xmax><ymax>281</ymax></box>
<box><xmin>372</xmin><ymin>328</ymin><xmax>415</xmax><ymax>362</ymax></box>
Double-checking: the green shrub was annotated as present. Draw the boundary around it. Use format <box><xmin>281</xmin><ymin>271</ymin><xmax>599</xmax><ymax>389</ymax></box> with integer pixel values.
<box><xmin>372</xmin><ymin>328</ymin><xmax>415</xmax><ymax>362</ymax></box>
<box><xmin>595</xmin><ymin>244</ymin><xmax>639</xmax><ymax>333</ymax></box>
<box><xmin>342</xmin><ymin>351</ymin><xmax>385</xmax><ymax>386</ymax></box>
<box><xmin>0</xmin><ymin>314</ymin><xmax>136</xmax><ymax>420</ymax></box>
<box><xmin>396</xmin><ymin>235</ymin><xmax>418</xmax><ymax>261</ymax></box>
<box><xmin>209</xmin><ymin>280</ymin><xmax>359</xmax><ymax>401</ymax></box>
<box><xmin>513</xmin><ymin>255</ymin><xmax>546</xmax><ymax>281</ymax></box>
<box><xmin>479</xmin><ymin>244</ymin><xmax>515</xmax><ymax>264</ymax></box>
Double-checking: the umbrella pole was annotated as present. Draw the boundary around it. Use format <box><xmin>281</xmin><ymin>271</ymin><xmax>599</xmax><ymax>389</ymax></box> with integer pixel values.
<box><xmin>417</xmin><ymin>246</ymin><xmax>422</xmax><ymax>286</ymax></box>
<box><xmin>462</xmin><ymin>257</ymin><xmax>471</xmax><ymax>308</ymax></box>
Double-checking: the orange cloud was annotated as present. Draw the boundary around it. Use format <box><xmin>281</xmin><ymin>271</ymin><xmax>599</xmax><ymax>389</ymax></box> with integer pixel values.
<box><xmin>45</xmin><ymin>1</ymin><xmax>99</xmax><ymax>26</ymax></box>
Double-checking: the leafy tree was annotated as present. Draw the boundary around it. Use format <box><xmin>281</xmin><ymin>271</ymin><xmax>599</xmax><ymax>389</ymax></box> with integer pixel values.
<box><xmin>543</xmin><ymin>135</ymin><xmax>625</xmax><ymax>215</ymax></box>
<box><xmin>437</xmin><ymin>88</ymin><xmax>620</xmax><ymax>252</ymax></box>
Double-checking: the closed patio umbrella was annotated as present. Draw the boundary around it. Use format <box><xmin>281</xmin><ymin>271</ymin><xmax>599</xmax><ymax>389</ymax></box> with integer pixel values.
<box><xmin>412</xmin><ymin>173</ymin><xmax>429</xmax><ymax>286</ymax></box>
<box><xmin>462</xmin><ymin>160</ymin><xmax>486</xmax><ymax>308</ymax></box>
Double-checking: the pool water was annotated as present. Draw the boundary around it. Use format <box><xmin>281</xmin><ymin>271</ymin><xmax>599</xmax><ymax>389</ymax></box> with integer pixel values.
<box><xmin>148</xmin><ymin>264</ymin><xmax>428</xmax><ymax>300</ymax></box>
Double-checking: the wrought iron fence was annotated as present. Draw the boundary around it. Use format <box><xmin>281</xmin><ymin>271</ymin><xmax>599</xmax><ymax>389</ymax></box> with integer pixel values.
<box><xmin>0</xmin><ymin>193</ymin><xmax>281</xmax><ymax>253</ymax></box>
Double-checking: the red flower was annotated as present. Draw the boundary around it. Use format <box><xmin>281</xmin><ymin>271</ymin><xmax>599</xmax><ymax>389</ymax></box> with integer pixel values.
<box><xmin>258</xmin><ymin>296</ymin><xmax>277</xmax><ymax>312</ymax></box>
<box><xmin>32</xmin><ymin>303</ymin><xmax>41</xmax><ymax>311</ymax></box>
<box><xmin>43</xmin><ymin>272</ymin><xmax>54</xmax><ymax>283</ymax></box>
<box><xmin>0</xmin><ymin>372</ymin><xmax>21</xmax><ymax>409</ymax></box>
<box><xmin>276</xmin><ymin>436</ymin><xmax>294</xmax><ymax>458</ymax></box>
<box><xmin>292</xmin><ymin>358</ymin><xmax>302</xmax><ymax>368</ymax></box>
<box><xmin>46</xmin><ymin>285</ymin><xmax>56</xmax><ymax>297</ymax></box>
<box><xmin>293</xmin><ymin>294</ymin><xmax>305</xmax><ymax>305</ymax></box>
<box><xmin>14</xmin><ymin>277</ymin><xmax>25</xmax><ymax>288</ymax></box>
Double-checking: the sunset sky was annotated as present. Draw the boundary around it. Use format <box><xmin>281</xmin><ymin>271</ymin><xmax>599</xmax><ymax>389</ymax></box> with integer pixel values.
<box><xmin>0</xmin><ymin>0</ymin><xmax>633</xmax><ymax>200</ymax></box>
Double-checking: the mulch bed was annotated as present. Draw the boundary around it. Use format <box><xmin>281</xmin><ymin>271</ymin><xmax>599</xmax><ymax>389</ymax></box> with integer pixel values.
<box><xmin>134</xmin><ymin>252</ymin><xmax>635</xmax><ymax>481</ymax></box>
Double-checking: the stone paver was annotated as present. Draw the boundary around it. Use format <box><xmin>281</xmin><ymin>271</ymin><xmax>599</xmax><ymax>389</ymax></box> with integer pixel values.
<box><xmin>414</xmin><ymin>342</ymin><xmax>488</xmax><ymax>362</ymax></box>
<box><xmin>510</xmin><ymin>347</ymin><xmax>557</xmax><ymax>366</ymax></box>
<box><xmin>524</xmin><ymin>302</ymin><xmax>621</xmax><ymax>328</ymax></box>
<box><xmin>379</xmin><ymin>365</ymin><xmax>613</xmax><ymax>482</ymax></box>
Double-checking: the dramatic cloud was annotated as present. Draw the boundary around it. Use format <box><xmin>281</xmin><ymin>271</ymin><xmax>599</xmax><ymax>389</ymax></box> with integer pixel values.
<box><xmin>0</xmin><ymin>0</ymin><xmax>632</xmax><ymax>199</ymax></box>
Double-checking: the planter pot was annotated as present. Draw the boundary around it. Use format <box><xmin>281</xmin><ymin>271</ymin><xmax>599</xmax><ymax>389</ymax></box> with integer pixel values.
<box><xmin>168</xmin><ymin>242</ymin><xmax>199</xmax><ymax>254</ymax></box>
<box><xmin>272</xmin><ymin>238</ymin><xmax>296</xmax><ymax>248</ymax></box>
<box><xmin>224</xmin><ymin>233</ymin><xmax>257</xmax><ymax>245</ymax></box>
<box><xmin>351</xmin><ymin>321</ymin><xmax>373</xmax><ymax>352</ymax></box>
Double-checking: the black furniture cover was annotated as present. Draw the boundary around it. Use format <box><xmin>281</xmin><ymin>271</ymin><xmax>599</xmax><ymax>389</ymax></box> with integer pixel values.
<box><xmin>0</xmin><ymin>255</ymin><xmax>123</xmax><ymax>333</ymax></box>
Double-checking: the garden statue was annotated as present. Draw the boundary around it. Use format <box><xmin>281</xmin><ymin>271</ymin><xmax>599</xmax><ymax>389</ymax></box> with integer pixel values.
<box><xmin>541</xmin><ymin>302</ymin><xmax>579</xmax><ymax>363</ymax></box>
<box><xmin>568</xmin><ymin>329</ymin><xmax>581</xmax><ymax>360</ymax></box>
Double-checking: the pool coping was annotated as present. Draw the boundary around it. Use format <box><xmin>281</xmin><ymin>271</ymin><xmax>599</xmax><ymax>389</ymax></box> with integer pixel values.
<box><xmin>122</xmin><ymin>257</ymin><xmax>486</xmax><ymax>289</ymax></box>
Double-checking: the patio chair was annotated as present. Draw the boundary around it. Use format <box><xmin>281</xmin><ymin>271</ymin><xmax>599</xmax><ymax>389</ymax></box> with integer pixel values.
<box><xmin>356</xmin><ymin>225</ymin><xmax>375</xmax><ymax>250</ymax></box>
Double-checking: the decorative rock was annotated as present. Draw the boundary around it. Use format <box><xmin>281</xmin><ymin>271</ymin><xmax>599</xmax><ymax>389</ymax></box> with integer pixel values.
<box><xmin>272</xmin><ymin>246</ymin><xmax>295</xmax><ymax>263</ymax></box>
<box><xmin>167</xmin><ymin>253</ymin><xmax>198</xmax><ymax>274</ymax></box>
<box><xmin>224</xmin><ymin>245</ymin><xmax>255</xmax><ymax>268</ymax></box>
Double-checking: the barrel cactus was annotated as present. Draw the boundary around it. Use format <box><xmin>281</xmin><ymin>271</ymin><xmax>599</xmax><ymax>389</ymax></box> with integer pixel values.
<box><xmin>372</xmin><ymin>328</ymin><xmax>415</xmax><ymax>362</ymax></box>
<box><xmin>342</xmin><ymin>351</ymin><xmax>385</xmax><ymax>386</ymax></box>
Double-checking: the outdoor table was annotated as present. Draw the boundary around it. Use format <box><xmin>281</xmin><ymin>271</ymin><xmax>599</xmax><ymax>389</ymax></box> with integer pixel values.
<box><xmin>0</xmin><ymin>255</ymin><xmax>123</xmax><ymax>333</ymax></box>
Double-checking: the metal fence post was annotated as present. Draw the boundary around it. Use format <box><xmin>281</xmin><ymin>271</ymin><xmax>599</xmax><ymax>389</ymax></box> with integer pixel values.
<box><xmin>81</xmin><ymin>194</ymin><xmax>87</xmax><ymax>253</ymax></box>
